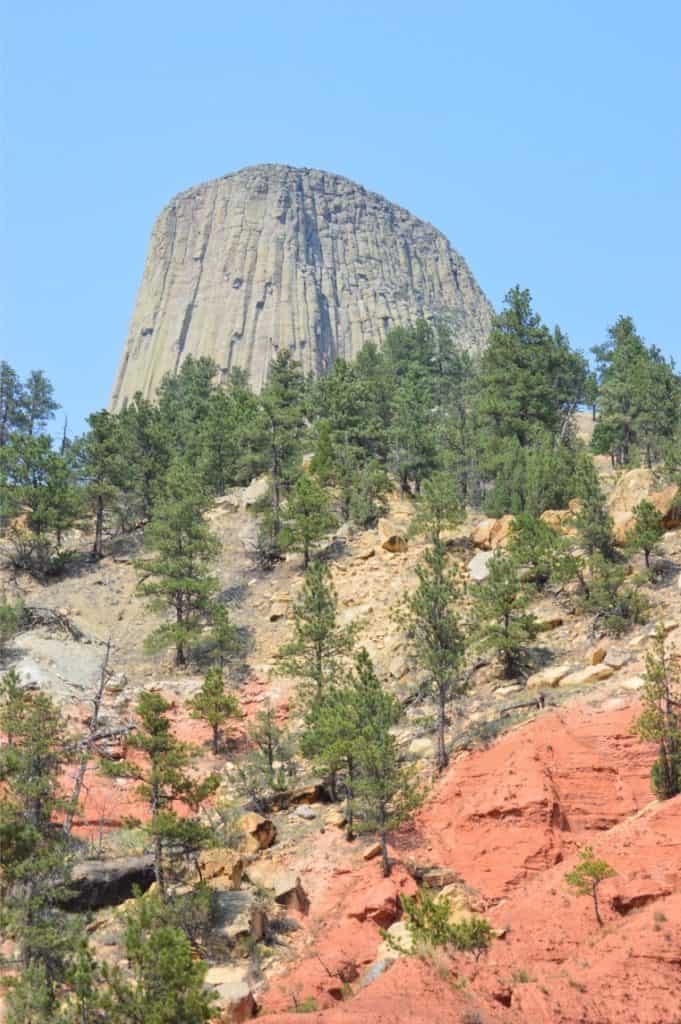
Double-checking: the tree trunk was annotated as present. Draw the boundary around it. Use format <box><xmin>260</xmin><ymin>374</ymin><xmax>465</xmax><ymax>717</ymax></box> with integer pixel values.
<box><xmin>592</xmin><ymin>882</ymin><xmax>603</xmax><ymax>926</ymax></box>
<box><xmin>212</xmin><ymin>724</ymin><xmax>219</xmax><ymax>756</ymax></box>
<box><xmin>63</xmin><ymin>642</ymin><xmax>111</xmax><ymax>837</ymax></box>
<box><xmin>93</xmin><ymin>493</ymin><xmax>104</xmax><ymax>559</ymax></box>
<box><xmin>345</xmin><ymin>757</ymin><xmax>355</xmax><ymax>841</ymax></box>
<box><xmin>644</xmin><ymin>548</ymin><xmax>650</xmax><ymax>569</ymax></box>
<box><xmin>436</xmin><ymin>685</ymin><xmax>449</xmax><ymax>772</ymax></box>
<box><xmin>379</xmin><ymin>829</ymin><xmax>390</xmax><ymax>877</ymax></box>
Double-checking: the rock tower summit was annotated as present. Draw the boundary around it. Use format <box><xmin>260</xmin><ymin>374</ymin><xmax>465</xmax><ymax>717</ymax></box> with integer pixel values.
<box><xmin>111</xmin><ymin>164</ymin><xmax>493</xmax><ymax>408</ymax></box>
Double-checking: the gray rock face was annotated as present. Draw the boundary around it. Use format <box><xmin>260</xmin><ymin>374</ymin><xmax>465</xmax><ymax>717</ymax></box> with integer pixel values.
<box><xmin>111</xmin><ymin>164</ymin><xmax>493</xmax><ymax>408</ymax></box>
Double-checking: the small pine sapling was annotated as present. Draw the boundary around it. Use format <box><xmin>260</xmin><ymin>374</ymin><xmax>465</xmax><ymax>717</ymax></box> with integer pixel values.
<box><xmin>565</xmin><ymin>846</ymin><xmax>616</xmax><ymax>926</ymax></box>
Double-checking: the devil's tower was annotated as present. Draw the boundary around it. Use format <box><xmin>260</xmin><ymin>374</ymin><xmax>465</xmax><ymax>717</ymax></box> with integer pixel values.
<box><xmin>111</xmin><ymin>164</ymin><xmax>493</xmax><ymax>408</ymax></box>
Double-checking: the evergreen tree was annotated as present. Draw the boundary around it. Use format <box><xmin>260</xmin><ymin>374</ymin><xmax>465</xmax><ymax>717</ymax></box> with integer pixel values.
<box><xmin>0</xmin><ymin>362</ymin><xmax>24</xmax><ymax>447</ymax></box>
<box><xmin>471</xmin><ymin>551</ymin><xmax>539</xmax><ymax>677</ymax></box>
<box><xmin>100</xmin><ymin>892</ymin><xmax>215</xmax><ymax>1024</ymax></box>
<box><xmin>409</xmin><ymin>470</ymin><xmax>463</xmax><ymax>545</ymax></box>
<box><xmin>278</xmin><ymin>561</ymin><xmax>356</xmax><ymax>699</ymax></box>
<box><xmin>507</xmin><ymin>513</ymin><xmax>578</xmax><ymax>590</ymax></box>
<box><xmin>103</xmin><ymin>691</ymin><xmax>218</xmax><ymax>899</ymax></box>
<box><xmin>0</xmin><ymin>435</ymin><xmax>81</xmax><ymax>576</ymax></box>
<box><xmin>187</xmin><ymin>666</ymin><xmax>242</xmax><ymax>755</ymax></box>
<box><xmin>116</xmin><ymin>393</ymin><xmax>168</xmax><ymax>524</ymax></box>
<box><xmin>389</xmin><ymin>367</ymin><xmax>438</xmax><ymax>494</ymax></box>
<box><xmin>625</xmin><ymin>500</ymin><xmax>665</xmax><ymax>569</ymax></box>
<box><xmin>0</xmin><ymin>687</ymin><xmax>83</xmax><ymax>1015</ymax></box>
<box><xmin>136</xmin><ymin>459</ymin><xmax>220</xmax><ymax>666</ymax></box>
<box><xmin>476</xmin><ymin>287</ymin><xmax>586</xmax><ymax>463</ymax></box>
<box><xmin>21</xmin><ymin>370</ymin><xmax>59</xmax><ymax>437</ymax></box>
<box><xmin>253</xmin><ymin>350</ymin><xmax>306</xmax><ymax>555</ymax></box>
<box><xmin>208</xmin><ymin>601</ymin><xmax>242</xmax><ymax>669</ymax></box>
<box><xmin>300</xmin><ymin>680</ymin><xmax>359</xmax><ymax>837</ymax></box>
<box><xmin>239</xmin><ymin>702</ymin><xmax>296</xmax><ymax>807</ymax></box>
<box><xmin>353</xmin><ymin>649</ymin><xmax>421</xmax><ymax>876</ymax></box>
<box><xmin>0</xmin><ymin>594</ymin><xmax>23</xmax><ymax>659</ymax></box>
<box><xmin>405</xmin><ymin>539</ymin><xmax>466</xmax><ymax>771</ymax></box>
<box><xmin>78</xmin><ymin>409</ymin><xmax>127</xmax><ymax>559</ymax></box>
<box><xmin>565</xmin><ymin>846</ymin><xmax>616</xmax><ymax>927</ymax></box>
<box><xmin>591</xmin><ymin>316</ymin><xmax>680</xmax><ymax>467</ymax></box>
<box><xmin>572</xmin><ymin>465</ymin><xmax>615</xmax><ymax>559</ymax></box>
<box><xmin>282</xmin><ymin>474</ymin><xmax>338</xmax><ymax>567</ymax></box>
<box><xmin>633</xmin><ymin>626</ymin><xmax>681</xmax><ymax>799</ymax></box>
<box><xmin>579</xmin><ymin>553</ymin><xmax>648</xmax><ymax>635</ymax></box>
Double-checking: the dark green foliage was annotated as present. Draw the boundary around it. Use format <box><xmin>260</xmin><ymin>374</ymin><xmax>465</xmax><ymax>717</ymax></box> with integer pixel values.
<box><xmin>483</xmin><ymin>434</ymin><xmax>591</xmax><ymax>518</ymax></box>
<box><xmin>0</xmin><ymin>685</ymin><xmax>83</xmax><ymax>1014</ymax></box>
<box><xmin>396</xmin><ymin>889</ymin><xmax>494</xmax><ymax>960</ymax></box>
<box><xmin>572</xmin><ymin>465</ymin><xmax>615</xmax><ymax>559</ymax></box>
<box><xmin>187</xmin><ymin>666</ymin><xmax>242</xmax><ymax>754</ymax></box>
<box><xmin>77</xmin><ymin>408</ymin><xmax>128</xmax><ymax>558</ymax></box>
<box><xmin>507</xmin><ymin>513</ymin><xmax>578</xmax><ymax>590</ymax></box>
<box><xmin>208</xmin><ymin>601</ymin><xmax>242</xmax><ymax>668</ymax></box>
<box><xmin>476</xmin><ymin>288</ymin><xmax>586</xmax><ymax>461</ymax></box>
<box><xmin>282</xmin><ymin>474</ymin><xmax>338</xmax><ymax>567</ymax></box>
<box><xmin>625</xmin><ymin>500</ymin><xmax>665</xmax><ymax>568</ymax></box>
<box><xmin>405</xmin><ymin>538</ymin><xmax>466</xmax><ymax>771</ymax></box>
<box><xmin>409</xmin><ymin>471</ymin><xmax>463</xmax><ymax>545</ymax></box>
<box><xmin>0</xmin><ymin>434</ymin><xmax>81</xmax><ymax>576</ymax></box>
<box><xmin>471</xmin><ymin>551</ymin><xmax>539</xmax><ymax>677</ymax></box>
<box><xmin>579</xmin><ymin>554</ymin><xmax>648</xmax><ymax>635</ymax></box>
<box><xmin>300</xmin><ymin>680</ymin><xmax>360</xmax><ymax>837</ymax></box>
<box><xmin>99</xmin><ymin>892</ymin><xmax>215</xmax><ymax>1024</ymax></box>
<box><xmin>136</xmin><ymin>458</ymin><xmax>220</xmax><ymax>666</ymax></box>
<box><xmin>239</xmin><ymin>702</ymin><xmax>297</xmax><ymax>807</ymax></box>
<box><xmin>389</xmin><ymin>367</ymin><xmax>438</xmax><ymax>494</ymax></box>
<box><xmin>0</xmin><ymin>593</ymin><xmax>23</xmax><ymax>658</ymax></box>
<box><xmin>102</xmin><ymin>690</ymin><xmax>218</xmax><ymax>899</ymax></box>
<box><xmin>278</xmin><ymin>560</ymin><xmax>356</xmax><ymax>699</ymax></box>
<box><xmin>591</xmin><ymin>316</ymin><xmax>681</xmax><ymax>468</ymax></box>
<box><xmin>634</xmin><ymin>627</ymin><xmax>681</xmax><ymax>799</ymax></box>
<box><xmin>565</xmin><ymin>846</ymin><xmax>616</xmax><ymax>926</ymax></box>
<box><xmin>352</xmin><ymin>650</ymin><xmax>421</xmax><ymax>876</ymax></box>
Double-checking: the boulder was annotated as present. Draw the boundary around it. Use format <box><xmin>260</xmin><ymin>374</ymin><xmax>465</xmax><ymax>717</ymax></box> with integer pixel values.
<box><xmin>213</xmin><ymin>890</ymin><xmax>267</xmax><ymax>945</ymax></box>
<box><xmin>589</xmin><ymin>643</ymin><xmax>609</xmax><ymax>665</ymax></box>
<box><xmin>407</xmin><ymin>736</ymin><xmax>435</xmax><ymax>760</ymax></box>
<box><xmin>526</xmin><ymin>665</ymin><xmax>573</xmax><ymax>689</ymax></box>
<box><xmin>377</xmin><ymin>920</ymin><xmax>412</xmax><ymax>961</ymax></box>
<box><xmin>241</xmin><ymin>475</ymin><xmax>269</xmax><ymax>510</ymax></box>
<box><xmin>245</xmin><ymin>865</ymin><xmax>309</xmax><ymax>914</ymax></box>
<box><xmin>540</xmin><ymin>508</ymin><xmax>578</xmax><ymax>536</ymax></box>
<box><xmin>607</xmin><ymin>470</ymin><xmax>681</xmax><ymax>542</ymax></box>
<box><xmin>63</xmin><ymin>855</ymin><xmax>155</xmax><ymax>910</ymax></box>
<box><xmin>471</xmin><ymin>515</ymin><xmax>514</xmax><ymax>550</ymax></box>
<box><xmin>347</xmin><ymin>877</ymin><xmax>400</xmax><ymax>927</ymax></box>
<box><xmin>377</xmin><ymin>517</ymin><xmax>408</xmax><ymax>553</ymax></box>
<box><xmin>604</xmin><ymin>647</ymin><xmax>631</xmax><ymax>669</ymax></box>
<box><xmin>468</xmin><ymin>549</ymin><xmax>494</xmax><ymax>581</ymax></box>
<box><xmin>294</xmin><ymin>805</ymin><xmax>317</xmax><ymax>820</ymax></box>
<box><xmin>197</xmin><ymin>848</ymin><xmax>244</xmax><ymax>890</ymax></box>
<box><xmin>239</xmin><ymin>812</ymin><xmax>276</xmax><ymax>855</ymax></box>
<box><xmin>559</xmin><ymin>664</ymin><xmax>616</xmax><ymax>688</ymax></box>
<box><xmin>204</xmin><ymin>965</ymin><xmax>257</xmax><ymax>1022</ymax></box>
<box><xmin>362</xmin><ymin>841</ymin><xmax>382</xmax><ymax>861</ymax></box>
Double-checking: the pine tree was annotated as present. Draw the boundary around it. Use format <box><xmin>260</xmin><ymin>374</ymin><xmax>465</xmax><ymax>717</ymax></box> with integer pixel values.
<box><xmin>116</xmin><ymin>393</ymin><xmax>168</xmax><ymax>525</ymax></box>
<box><xmin>102</xmin><ymin>691</ymin><xmax>218</xmax><ymax>899</ymax></box>
<box><xmin>0</xmin><ymin>361</ymin><xmax>24</xmax><ymax>447</ymax></box>
<box><xmin>352</xmin><ymin>650</ymin><xmax>421</xmax><ymax>876</ymax></box>
<box><xmin>78</xmin><ymin>409</ymin><xmax>127</xmax><ymax>559</ymax></box>
<box><xmin>633</xmin><ymin>626</ymin><xmax>681</xmax><ymax>799</ymax></box>
<box><xmin>592</xmin><ymin>316</ymin><xmax>680</xmax><ymax>468</ymax></box>
<box><xmin>507</xmin><ymin>513</ymin><xmax>578</xmax><ymax>590</ymax></box>
<box><xmin>21</xmin><ymin>370</ymin><xmax>59</xmax><ymax>437</ymax></box>
<box><xmin>136</xmin><ymin>459</ymin><xmax>220</xmax><ymax>666</ymax></box>
<box><xmin>0</xmin><ymin>687</ymin><xmax>84</xmax><ymax>1014</ymax></box>
<box><xmin>625</xmin><ymin>500</ymin><xmax>665</xmax><ymax>569</ymax></box>
<box><xmin>239</xmin><ymin>702</ymin><xmax>296</xmax><ymax>807</ymax></box>
<box><xmin>572</xmin><ymin>468</ymin><xmax>615</xmax><ymax>560</ymax></box>
<box><xmin>405</xmin><ymin>539</ymin><xmax>466</xmax><ymax>771</ymax></box>
<box><xmin>282</xmin><ymin>474</ymin><xmax>338</xmax><ymax>568</ymax></box>
<box><xmin>254</xmin><ymin>350</ymin><xmax>306</xmax><ymax>554</ymax></box>
<box><xmin>0</xmin><ymin>594</ymin><xmax>23</xmax><ymax>659</ymax></box>
<box><xmin>100</xmin><ymin>892</ymin><xmax>215</xmax><ymax>1024</ymax></box>
<box><xmin>187</xmin><ymin>666</ymin><xmax>242</xmax><ymax>755</ymax></box>
<box><xmin>209</xmin><ymin>601</ymin><xmax>242</xmax><ymax>669</ymax></box>
<box><xmin>565</xmin><ymin>846</ymin><xmax>616</xmax><ymax>927</ymax></box>
<box><xmin>300</xmin><ymin>681</ymin><xmax>359</xmax><ymax>836</ymax></box>
<box><xmin>471</xmin><ymin>551</ymin><xmax>539</xmax><ymax>677</ymax></box>
<box><xmin>389</xmin><ymin>367</ymin><xmax>438</xmax><ymax>494</ymax></box>
<box><xmin>278</xmin><ymin>561</ymin><xmax>356</xmax><ymax>699</ymax></box>
<box><xmin>409</xmin><ymin>471</ymin><xmax>463</xmax><ymax>545</ymax></box>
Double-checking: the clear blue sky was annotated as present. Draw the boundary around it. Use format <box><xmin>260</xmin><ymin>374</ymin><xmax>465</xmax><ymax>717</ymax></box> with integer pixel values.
<box><xmin>2</xmin><ymin>0</ymin><xmax>679</xmax><ymax>436</ymax></box>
